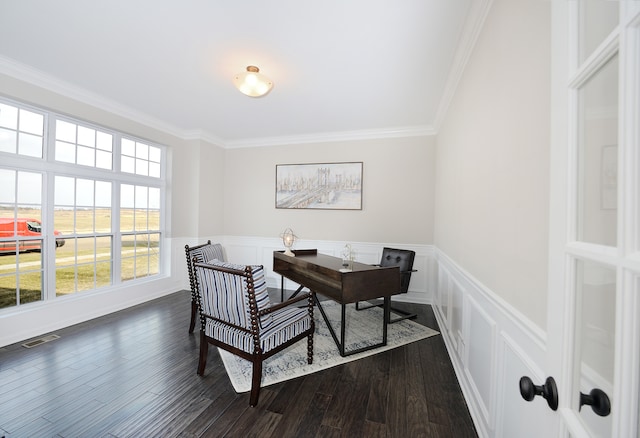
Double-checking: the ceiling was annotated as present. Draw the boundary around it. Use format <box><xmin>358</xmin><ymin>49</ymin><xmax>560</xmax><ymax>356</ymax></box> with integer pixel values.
<box><xmin>0</xmin><ymin>0</ymin><xmax>486</xmax><ymax>148</ymax></box>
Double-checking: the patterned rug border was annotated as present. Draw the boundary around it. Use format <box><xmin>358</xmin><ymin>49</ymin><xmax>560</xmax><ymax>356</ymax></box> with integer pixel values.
<box><xmin>218</xmin><ymin>301</ymin><xmax>440</xmax><ymax>393</ymax></box>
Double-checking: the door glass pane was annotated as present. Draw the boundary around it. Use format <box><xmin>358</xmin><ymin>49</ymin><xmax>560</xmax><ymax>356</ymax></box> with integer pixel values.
<box><xmin>576</xmin><ymin>259</ymin><xmax>615</xmax><ymax>437</ymax></box>
<box><xmin>577</xmin><ymin>54</ymin><xmax>618</xmax><ymax>246</ymax></box>
<box><xmin>579</xmin><ymin>0</ymin><xmax>618</xmax><ymax>63</ymax></box>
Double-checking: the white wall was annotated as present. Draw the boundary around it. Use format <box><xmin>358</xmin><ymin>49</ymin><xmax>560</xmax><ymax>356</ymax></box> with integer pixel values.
<box><xmin>223</xmin><ymin>136</ymin><xmax>436</xmax><ymax>244</ymax></box>
<box><xmin>170</xmin><ymin>138</ymin><xmax>226</xmax><ymax>239</ymax></box>
<box><xmin>431</xmin><ymin>0</ymin><xmax>554</xmax><ymax>435</ymax></box>
<box><xmin>434</xmin><ymin>0</ymin><xmax>551</xmax><ymax>330</ymax></box>
<box><xmin>196</xmin><ymin>140</ymin><xmax>226</xmax><ymax>237</ymax></box>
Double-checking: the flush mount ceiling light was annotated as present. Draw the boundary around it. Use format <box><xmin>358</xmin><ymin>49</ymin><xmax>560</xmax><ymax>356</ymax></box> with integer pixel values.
<box><xmin>233</xmin><ymin>65</ymin><xmax>273</xmax><ymax>97</ymax></box>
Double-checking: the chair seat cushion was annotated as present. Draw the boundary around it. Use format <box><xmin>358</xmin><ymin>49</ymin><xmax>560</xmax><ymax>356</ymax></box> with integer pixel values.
<box><xmin>205</xmin><ymin>306</ymin><xmax>312</xmax><ymax>354</ymax></box>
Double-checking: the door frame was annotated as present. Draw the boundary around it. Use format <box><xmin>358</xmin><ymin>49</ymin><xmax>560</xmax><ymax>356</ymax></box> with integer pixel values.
<box><xmin>548</xmin><ymin>2</ymin><xmax>640</xmax><ymax>436</ymax></box>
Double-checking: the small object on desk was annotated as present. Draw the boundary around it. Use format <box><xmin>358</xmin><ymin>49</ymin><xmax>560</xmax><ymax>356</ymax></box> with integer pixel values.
<box><xmin>340</xmin><ymin>243</ymin><xmax>354</xmax><ymax>271</ymax></box>
<box><xmin>281</xmin><ymin>227</ymin><xmax>297</xmax><ymax>256</ymax></box>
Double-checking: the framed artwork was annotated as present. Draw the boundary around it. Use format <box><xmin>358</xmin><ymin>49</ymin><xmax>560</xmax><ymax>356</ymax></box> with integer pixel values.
<box><xmin>275</xmin><ymin>162</ymin><xmax>363</xmax><ymax>210</ymax></box>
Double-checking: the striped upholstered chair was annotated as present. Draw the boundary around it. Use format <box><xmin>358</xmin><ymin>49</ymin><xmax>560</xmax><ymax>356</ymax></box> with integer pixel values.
<box><xmin>193</xmin><ymin>259</ymin><xmax>314</xmax><ymax>406</ymax></box>
<box><xmin>185</xmin><ymin>241</ymin><xmax>226</xmax><ymax>333</ymax></box>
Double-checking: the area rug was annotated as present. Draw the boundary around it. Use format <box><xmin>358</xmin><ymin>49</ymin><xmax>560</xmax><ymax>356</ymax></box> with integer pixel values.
<box><xmin>218</xmin><ymin>301</ymin><xmax>440</xmax><ymax>393</ymax></box>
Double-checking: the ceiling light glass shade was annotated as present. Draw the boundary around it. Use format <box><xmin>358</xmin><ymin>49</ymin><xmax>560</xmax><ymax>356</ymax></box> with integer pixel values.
<box><xmin>233</xmin><ymin>65</ymin><xmax>273</xmax><ymax>97</ymax></box>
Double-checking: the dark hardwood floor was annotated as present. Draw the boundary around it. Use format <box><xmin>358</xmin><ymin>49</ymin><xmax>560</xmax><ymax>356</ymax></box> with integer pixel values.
<box><xmin>0</xmin><ymin>290</ymin><xmax>477</xmax><ymax>438</ymax></box>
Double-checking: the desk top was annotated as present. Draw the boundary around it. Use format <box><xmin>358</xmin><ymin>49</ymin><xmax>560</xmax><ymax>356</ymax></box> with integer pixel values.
<box><xmin>273</xmin><ymin>249</ymin><xmax>400</xmax><ymax>303</ymax></box>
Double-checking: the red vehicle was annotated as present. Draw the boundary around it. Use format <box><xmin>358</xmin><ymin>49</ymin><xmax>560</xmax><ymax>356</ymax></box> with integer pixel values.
<box><xmin>0</xmin><ymin>218</ymin><xmax>65</xmax><ymax>253</ymax></box>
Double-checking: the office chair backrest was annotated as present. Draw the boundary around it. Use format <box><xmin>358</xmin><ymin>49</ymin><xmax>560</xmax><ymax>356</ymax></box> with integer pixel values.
<box><xmin>380</xmin><ymin>247</ymin><xmax>415</xmax><ymax>294</ymax></box>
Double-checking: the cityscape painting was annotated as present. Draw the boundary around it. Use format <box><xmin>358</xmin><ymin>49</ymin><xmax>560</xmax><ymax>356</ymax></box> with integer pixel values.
<box><xmin>275</xmin><ymin>162</ymin><xmax>363</xmax><ymax>210</ymax></box>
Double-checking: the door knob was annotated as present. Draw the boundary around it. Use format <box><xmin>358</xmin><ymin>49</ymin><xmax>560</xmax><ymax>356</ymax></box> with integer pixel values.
<box><xmin>580</xmin><ymin>388</ymin><xmax>611</xmax><ymax>417</ymax></box>
<box><xmin>519</xmin><ymin>376</ymin><xmax>558</xmax><ymax>411</ymax></box>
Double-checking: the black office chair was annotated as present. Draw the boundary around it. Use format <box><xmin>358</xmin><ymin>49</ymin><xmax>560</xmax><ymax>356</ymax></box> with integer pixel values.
<box><xmin>356</xmin><ymin>247</ymin><xmax>417</xmax><ymax>323</ymax></box>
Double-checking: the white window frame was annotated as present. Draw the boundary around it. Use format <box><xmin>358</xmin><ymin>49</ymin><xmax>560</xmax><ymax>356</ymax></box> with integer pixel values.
<box><xmin>0</xmin><ymin>95</ymin><xmax>167</xmax><ymax>310</ymax></box>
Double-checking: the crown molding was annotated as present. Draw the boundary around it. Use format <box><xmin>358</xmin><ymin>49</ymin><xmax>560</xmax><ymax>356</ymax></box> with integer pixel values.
<box><xmin>181</xmin><ymin>129</ymin><xmax>227</xmax><ymax>148</ymax></box>
<box><xmin>433</xmin><ymin>0</ymin><xmax>494</xmax><ymax>132</ymax></box>
<box><xmin>0</xmin><ymin>55</ymin><xmax>191</xmax><ymax>141</ymax></box>
<box><xmin>0</xmin><ymin>55</ymin><xmax>434</xmax><ymax>149</ymax></box>
<box><xmin>223</xmin><ymin>125</ymin><xmax>436</xmax><ymax>149</ymax></box>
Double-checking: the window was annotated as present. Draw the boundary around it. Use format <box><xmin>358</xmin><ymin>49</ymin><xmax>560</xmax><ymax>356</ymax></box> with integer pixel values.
<box><xmin>121</xmin><ymin>138</ymin><xmax>161</xmax><ymax>177</ymax></box>
<box><xmin>120</xmin><ymin>184</ymin><xmax>161</xmax><ymax>281</ymax></box>
<box><xmin>0</xmin><ymin>97</ymin><xmax>166</xmax><ymax>310</ymax></box>
<box><xmin>54</xmin><ymin>176</ymin><xmax>113</xmax><ymax>296</ymax></box>
<box><xmin>55</xmin><ymin>119</ymin><xmax>113</xmax><ymax>169</ymax></box>
<box><xmin>0</xmin><ymin>102</ymin><xmax>45</xmax><ymax>158</ymax></box>
<box><xmin>0</xmin><ymin>169</ymin><xmax>44</xmax><ymax>307</ymax></box>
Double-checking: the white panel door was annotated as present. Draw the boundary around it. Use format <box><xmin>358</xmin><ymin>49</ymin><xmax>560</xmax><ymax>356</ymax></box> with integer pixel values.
<box><xmin>546</xmin><ymin>1</ymin><xmax>640</xmax><ymax>437</ymax></box>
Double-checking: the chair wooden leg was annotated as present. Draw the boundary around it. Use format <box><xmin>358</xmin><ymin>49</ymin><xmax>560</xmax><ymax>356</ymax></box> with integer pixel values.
<box><xmin>307</xmin><ymin>333</ymin><xmax>313</xmax><ymax>364</ymax></box>
<box><xmin>188</xmin><ymin>301</ymin><xmax>197</xmax><ymax>333</ymax></box>
<box><xmin>197</xmin><ymin>331</ymin><xmax>208</xmax><ymax>375</ymax></box>
<box><xmin>249</xmin><ymin>359</ymin><xmax>262</xmax><ymax>407</ymax></box>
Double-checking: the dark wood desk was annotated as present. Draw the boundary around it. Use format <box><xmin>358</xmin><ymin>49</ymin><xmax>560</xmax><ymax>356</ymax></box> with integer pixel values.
<box><xmin>273</xmin><ymin>249</ymin><xmax>401</xmax><ymax>356</ymax></box>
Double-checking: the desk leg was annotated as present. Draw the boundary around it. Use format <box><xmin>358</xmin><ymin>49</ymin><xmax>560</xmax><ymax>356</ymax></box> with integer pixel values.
<box><xmin>279</xmin><ymin>275</ymin><xmax>306</xmax><ymax>303</ymax></box>
<box><xmin>314</xmin><ymin>295</ymin><xmax>341</xmax><ymax>355</ymax></box>
<box><xmin>340</xmin><ymin>303</ymin><xmax>346</xmax><ymax>357</ymax></box>
<box><xmin>383</xmin><ymin>296</ymin><xmax>389</xmax><ymax>345</ymax></box>
<box><xmin>315</xmin><ymin>293</ymin><xmax>390</xmax><ymax>357</ymax></box>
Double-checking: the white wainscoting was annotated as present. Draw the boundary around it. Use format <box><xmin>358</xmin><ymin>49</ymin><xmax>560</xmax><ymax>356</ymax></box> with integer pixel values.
<box><xmin>219</xmin><ymin>235</ymin><xmax>436</xmax><ymax>304</ymax></box>
<box><xmin>434</xmin><ymin>249</ymin><xmax>555</xmax><ymax>438</ymax></box>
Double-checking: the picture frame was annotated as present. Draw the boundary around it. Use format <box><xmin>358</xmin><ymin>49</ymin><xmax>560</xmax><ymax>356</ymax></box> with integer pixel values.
<box><xmin>275</xmin><ymin>162</ymin><xmax>363</xmax><ymax>210</ymax></box>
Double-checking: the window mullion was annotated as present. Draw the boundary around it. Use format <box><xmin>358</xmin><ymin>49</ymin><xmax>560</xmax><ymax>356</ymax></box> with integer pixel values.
<box><xmin>43</xmin><ymin>114</ymin><xmax>56</xmax><ymax>300</ymax></box>
<box><xmin>113</xmin><ymin>181</ymin><xmax>122</xmax><ymax>285</ymax></box>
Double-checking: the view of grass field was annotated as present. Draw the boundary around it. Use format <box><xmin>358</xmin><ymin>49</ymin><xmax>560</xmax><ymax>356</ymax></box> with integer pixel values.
<box><xmin>0</xmin><ymin>208</ymin><xmax>160</xmax><ymax>309</ymax></box>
